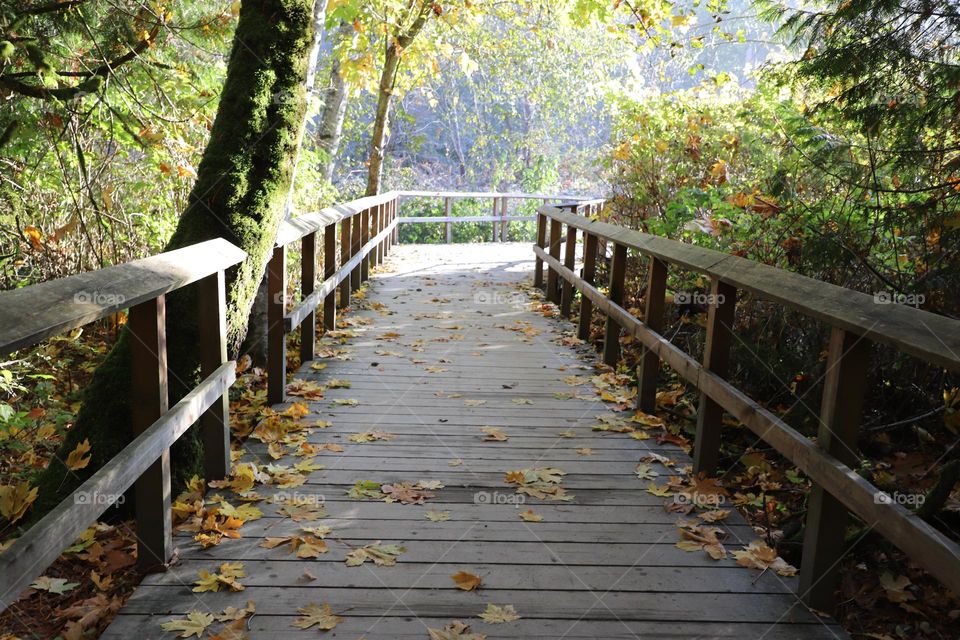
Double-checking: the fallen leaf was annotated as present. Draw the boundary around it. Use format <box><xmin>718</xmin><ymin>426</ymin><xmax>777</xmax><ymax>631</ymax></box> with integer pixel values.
<box><xmin>426</xmin><ymin>510</ymin><xmax>452</xmax><ymax>522</ymax></box>
<box><xmin>66</xmin><ymin>439</ymin><xmax>92</xmax><ymax>471</ymax></box>
<box><xmin>478</xmin><ymin>603</ymin><xmax>521</xmax><ymax>623</ymax></box>
<box><xmin>518</xmin><ymin>509</ymin><xmax>543</xmax><ymax>522</ymax></box>
<box><xmin>345</xmin><ymin>541</ymin><xmax>404</xmax><ymax>566</ymax></box>
<box><xmin>451</xmin><ymin>570</ymin><xmax>482</xmax><ymax>591</ymax></box>
<box><xmin>428</xmin><ymin>620</ymin><xmax>486</xmax><ymax>640</ymax></box>
<box><xmin>161</xmin><ymin>611</ymin><xmax>215</xmax><ymax>638</ymax></box>
<box><xmin>732</xmin><ymin>540</ymin><xmax>796</xmax><ymax>576</ymax></box>
<box><xmin>31</xmin><ymin>576</ymin><xmax>79</xmax><ymax>594</ymax></box>
<box><xmin>292</xmin><ymin>602</ymin><xmax>342</xmax><ymax>630</ymax></box>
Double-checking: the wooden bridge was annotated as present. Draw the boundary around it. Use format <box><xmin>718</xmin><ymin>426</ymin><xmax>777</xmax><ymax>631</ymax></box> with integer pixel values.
<box><xmin>1</xmin><ymin>191</ymin><xmax>958</xmax><ymax>639</ymax></box>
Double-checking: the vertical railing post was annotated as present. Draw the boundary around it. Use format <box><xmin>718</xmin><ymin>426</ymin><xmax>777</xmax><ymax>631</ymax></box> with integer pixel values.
<box><xmin>560</xmin><ymin>224</ymin><xmax>577</xmax><ymax>316</ymax></box>
<box><xmin>546</xmin><ymin>218</ymin><xmax>562</xmax><ymax>304</ymax></box>
<box><xmin>350</xmin><ymin>211</ymin><xmax>362</xmax><ymax>290</ymax></box>
<box><xmin>128</xmin><ymin>296</ymin><xmax>171</xmax><ymax>570</ymax></box>
<box><xmin>500</xmin><ymin>197</ymin><xmax>509</xmax><ymax>242</ymax></box>
<box><xmin>360</xmin><ymin>207</ymin><xmax>370</xmax><ymax>282</ymax></box>
<box><xmin>300</xmin><ymin>232</ymin><xmax>317</xmax><ymax>364</ymax></box>
<box><xmin>392</xmin><ymin>198</ymin><xmax>399</xmax><ymax>245</ymax></box>
<box><xmin>324</xmin><ymin>224</ymin><xmax>337</xmax><ymax>331</ymax></box>
<box><xmin>266</xmin><ymin>245</ymin><xmax>287</xmax><ymax>405</ymax></box>
<box><xmin>799</xmin><ymin>327</ymin><xmax>869</xmax><ymax>611</ymax></box>
<box><xmin>577</xmin><ymin>232</ymin><xmax>598</xmax><ymax>340</ymax></box>
<box><xmin>375</xmin><ymin>203</ymin><xmax>384</xmax><ymax>265</ymax></box>
<box><xmin>444</xmin><ymin>197</ymin><xmax>452</xmax><ymax>244</ymax></box>
<box><xmin>197</xmin><ymin>271</ymin><xmax>230</xmax><ymax>481</ymax></box>
<box><xmin>602</xmin><ymin>243</ymin><xmax>627</xmax><ymax>366</ymax></box>
<box><xmin>534</xmin><ymin>212</ymin><xmax>547</xmax><ymax>288</ymax></box>
<box><xmin>369</xmin><ymin>204</ymin><xmax>379</xmax><ymax>268</ymax></box>
<box><xmin>339</xmin><ymin>216</ymin><xmax>352</xmax><ymax>306</ymax></box>
<box><xmin>489</xmin><ymin>197</ymin><xmax>497</xmax><ymax>242</ymax></box>
<box><xmin>637</xmin><ymin>257</ymin><xmax>667</xmax><ymax>412</ymax></box>
<box><xmin>692</xmin><ymin>278</ymin><xmax>737</xmax><ymax>474</ymax></box>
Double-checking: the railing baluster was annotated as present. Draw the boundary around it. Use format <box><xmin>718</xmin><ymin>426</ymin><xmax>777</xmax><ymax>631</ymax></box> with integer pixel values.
<box><xmin>560</xmin><ymin>224</ymin><xmax>577</xmax><ymax>316</ymax></box>
<box><xmin>128</xmin><ymin>296</ymin><xmax>171</xmax><ymax>570</ymax></box>
<box><xmin>300</xmin><ymin>231</ymin><xmax>317</xmax><ymax>364</ymax></box>
<box><xmin>339</xmin><ymin>216</ymin><xmax>352</xmax><ymax>306</ymax></box>
<box><xmin>799</xmin><ymin>326</ymin><xmax>869</xmax><ymax>611</ymax></box>
<box><xmin>392</xmin><ymin>198</ymin><xmax>399</xmax><ymax>245</ymax></box>
<box><xmin>500</xmin><ymin>197</ymin><xmax>508</xmax><ymax>242</ymax></box>
<box><xmin>324</xmin><ymin>223</ymin><xmax>337</xmax><ymax>331</ymax></box>
<box><xmin>546</xmin><ymin>217</ymin><xmax>563</xmax><ymax>304</ymax></box>
<box><xmin>266</xmin><ymin>245</ymin><xmax>287</xmax><ymax>405</ymax></box>
<box><xmin>637</xmin><ymin>257</ymin><xmax>667</xmax><ymax>412</ymax></box>
<box><xmin>534</xmin><ymin>212</ymin><xmax>547</xmax><ymax>288</ymax></box>
<box><xmin>350</xmin><ymin>210</ymin><xmax>362</xmax><ymax>290</ymax></box>
<box><xmin>602</xmin><ymin>242</ymin><xmax>627</xmax><ymax>366</ymax></box>
<box><xmin>197</xmin><ymin>271</ymin><xmax>230</xmax><ymax>480</ymax></box>
<box><xmin>360</xmin><ymin>207</ymin><xmax>371</xmax><ymax>282</ymax></box>
<box><xmin>370</xmin><ymin>204</ymin><xmax>380</xmax><ymax>267</ymax></box>
<box><xmin>692</xmin><ymin>278</ymin><xmax>737</xmax><ymax>474</ymax></box>
<box><xmin>376</xmin><ymin>203</ymin><xmax>384</xmax><ymax>265</ymax></box>
<box><xmin>445</xmin><ymin>197</ymin><xmax>452</xmax><ymax>244</ymax></box>
<box><xmin>577</xmin><ymin>232</ymin><xmax>598</xmax><ymax>340</ymax></box>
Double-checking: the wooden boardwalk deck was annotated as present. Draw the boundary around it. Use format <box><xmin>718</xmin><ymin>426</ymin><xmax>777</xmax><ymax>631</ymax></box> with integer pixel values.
<box><xmin>102</xmin><ymin>244</ymin><xmax>848</xmax><ymax>639</ymax></box>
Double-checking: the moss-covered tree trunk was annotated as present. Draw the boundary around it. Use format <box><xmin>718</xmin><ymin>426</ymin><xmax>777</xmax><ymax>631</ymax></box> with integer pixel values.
<box><xmin>32</xmin><ymin>0</ymin><xmax>315</xmax><ymax>518</ymax></box>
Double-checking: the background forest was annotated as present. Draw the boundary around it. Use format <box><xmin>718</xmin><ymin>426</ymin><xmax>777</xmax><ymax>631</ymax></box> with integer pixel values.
<box><xmin>0</xmin><ymin>0</ymin><xmax>958</xmax><ymax>638</ymax></box>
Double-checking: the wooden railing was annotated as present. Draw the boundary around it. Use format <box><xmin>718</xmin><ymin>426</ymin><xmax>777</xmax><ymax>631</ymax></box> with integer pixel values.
<box><xmin>533</xmin><ymin>204</ymin><xmax>960</xmax><ymax>611</ymax></box>
<box><xmin>396</xmin><ymin>190</ymin><xmax>598</xmax><ymax>243</ymax></box>
<box><xmin>0</xmin><ymin>188</ymin><xmax>593</xmax><ymax>613</ymax></box>
<box><xmin>266</xmin><ymin>191</ymin><xmax>400</xmax><ymax>404</ymax></box>
<box><xmin>0</xmin><ymin>239</ymin><xmax>246</xmax><ymax>610</ymax></box>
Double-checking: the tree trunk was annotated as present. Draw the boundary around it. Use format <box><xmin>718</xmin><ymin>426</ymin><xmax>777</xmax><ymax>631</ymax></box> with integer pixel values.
<box><xmin>364</xmin><ymin>44</ymin><xmax>401</xmax><ymax>197</ymax></box>
<box><xmin>364</xmin><ymin>9</ymin><xmax>431</xmax><ymax>197</ymax></box>
<box><xmin>317</xmin><ymin>22</ymin><xmax>352</xmax><ymax>183</ymax></box>
<box><xmin>32</xmin><ymin>0</ymin><xmax>316</xmax><ymax>518</ymax></box>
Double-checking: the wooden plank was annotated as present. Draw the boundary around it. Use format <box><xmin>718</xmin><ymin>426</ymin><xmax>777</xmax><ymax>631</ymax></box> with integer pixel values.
<box><xmin>114</xmin><ymin>587</ymin><xmax>822</xmax><ymax>623</ymax></box>
<box><xmin>0</xmin><ymin>363</ymin><xmax>234</xmax><ymax>610</ymax></box>
<box><xmin>0</xmin><ymin>238</ymin><xmax>245</xmax><ymax>357</ymax></box>
<box><xmin>397</xmin><ymin>215</ymin><xmax>536</xmax><ymax>223</ymax></box>
<box><xmin>541</xmin><ymin>207</ymin><xmax>960</xmax><ymax>371</ymax></box>
<box><xmin>692</xmin><ymin>278</ymin><xmax>737</xmax><ymax>475</ymax></box>
<box><xmin>197</xmin><ymin>271</ymin><xmax>230</xmax><ymax>480</ymax></box>
<box><xmin>799</xmin><ymin>327</ymin><xmax>870</xmax><ymax>611</ymax></box>
<box><xmin>128</xmin><ymin>296</ymin><xmax>171</xmax><ymax>571</ymax></box>
<box><xmin>103</xmin><ymin>616</ymin><xmax>843</xmax><ymax>640</ymax></box>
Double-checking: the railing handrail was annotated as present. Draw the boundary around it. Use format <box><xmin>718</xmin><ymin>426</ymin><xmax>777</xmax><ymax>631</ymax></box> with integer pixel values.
<box><xmin>542</xmin><ymin>207</ymin><xmax>960</xmax><ymax>371</ymax></box>
<box><xmin>534</xmin><ymin>203</ymin><xmax>960</xmax><ymax>611</ymax></box>
<box><xmin>0</xmin><ymin>238</ymin><xmax>247</xmax><ymax>358</ymax></box>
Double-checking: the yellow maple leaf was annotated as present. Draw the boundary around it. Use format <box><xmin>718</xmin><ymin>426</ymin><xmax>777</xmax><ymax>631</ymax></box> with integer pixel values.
<box><xmin>66</xmin><ymin>439</ymin><xmax>92</xmax><ymax>471</ymax></box>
